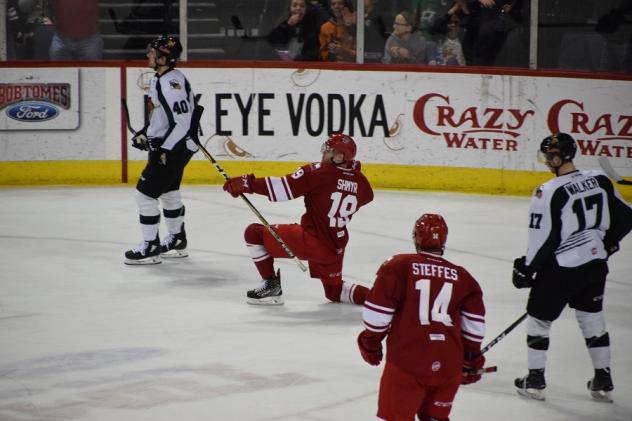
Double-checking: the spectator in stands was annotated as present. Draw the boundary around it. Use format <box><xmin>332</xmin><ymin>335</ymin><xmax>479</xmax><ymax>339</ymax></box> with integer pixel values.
<box><xmin>309</xmin><ymin>0</ymin><xmax>332</xmax><ymax>23</ymax></box>
<box><xmin>461</xmin><ymin>0</ymin><xmax>521</xmax><ymax>66</ymax></box>
<box><xmin>268</xmin><ymin>0</ymin><xmax>327</xmax><ymax>61</ymax></box>
<box><xmin>434</xmin><ymin>11</ymin><xmax>466</xmax><ymax>65</ymax></box>
<box><xmin>412</xmin><ymin>0</ymin><xmax>468</xmax><ymax>39</ymax></box>
<box><xmin>49</xmin><ymin>0</ymin><xmax>103</xmax><ymax>60</ymax></box>
<box><xmin>363</xmin><ymin>0</ymin><xmax>393</xmax><ymax>62</ymax></box>
<box><xmin>319</xmin><ymin>0</ymin><xmax>356</xmax><ymax>62</ymax></box>
<box><xmin>6</xmin><ymin>0</ymin><xmax>29</xmax><ymax>60</ymax></box>
<box><xmin>382</xmin><ymin>11</ymin><xmax>437</xmax><ymax>64</ymax></box>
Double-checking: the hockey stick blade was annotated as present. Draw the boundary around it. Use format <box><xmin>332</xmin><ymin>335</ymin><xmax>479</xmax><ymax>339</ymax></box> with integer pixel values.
<box><xmin>598</xmin><ymin>156</ymin><xmax>632</xmax><ymax>185</ymax></box>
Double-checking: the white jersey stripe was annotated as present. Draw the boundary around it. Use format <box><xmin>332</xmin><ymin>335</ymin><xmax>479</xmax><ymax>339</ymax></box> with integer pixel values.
<box><xmin>265</xmin><ymin>178</ymin><xmax>276</xmax><ymax>201</ymax></box>
<box><xmin>462</xmin><ymin>332</ymin><xmax>484</xmax><ymax>343</ymax></box>
<box><xmin>281</xmin><ymin>177</ymin><xmax>294</xmax><ymax>200</ymax></box>
<box><xmin>266</xmin><ymin>177</ymin><xmax>292</xmax><ymax>202</ymax></box>
<box><xmin>363</xmin><ymin>306</ymin><xmax>393</xmax><ymax>330</ymax></box>
<box><xmin>364</xmin><ymin>300</ymin><xmax>395</xmax><ymax>314</ymax></box>
<box><xmin>461</xmin><ymin>313</ymin><xmax>486</xmax><ymax>339</ymax></box>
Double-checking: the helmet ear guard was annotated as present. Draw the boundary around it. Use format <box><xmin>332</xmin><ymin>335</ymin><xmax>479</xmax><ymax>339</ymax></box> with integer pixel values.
<box><xmin>413</xmin><ymin>214</ymin><xmax>448</xmax><ymax>254</ymax></box>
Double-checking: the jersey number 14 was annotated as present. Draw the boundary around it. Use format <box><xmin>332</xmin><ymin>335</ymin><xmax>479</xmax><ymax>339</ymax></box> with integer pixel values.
<box><xmin>416</xmin><ymin>279</ymin><xmax>454</xmax><ymax>326</ymax></box>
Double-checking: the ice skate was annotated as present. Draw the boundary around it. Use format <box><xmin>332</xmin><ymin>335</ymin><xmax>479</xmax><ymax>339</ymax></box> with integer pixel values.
<box><xmin>587</xmin><ymin>368</ymin><xmax>614</xmax><ymax>403</ymax></box>
<box><xmin>124</xmin><ymin>236</ymin><xmax>161</xmax><ymax>265</ymax></box>
<box><xmin>515</xmin><ymin>369</ymin><xmax>546</xmax><ymax>401</ymax></box>
<box><xmin>247</xmin><ymin>270</ymin><xmax>283</xmax><ymax>305</ymax></box>
<box><xmin>161</xmin><ymin>223</ymin><xmax>188</xmax><ymax>258</ymax></box>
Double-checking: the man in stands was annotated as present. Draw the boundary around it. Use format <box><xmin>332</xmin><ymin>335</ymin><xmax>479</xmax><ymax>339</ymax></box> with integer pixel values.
<box><xmin>358</xmin><ymin>213</ymin><xmax>487</xmax><ymax>421</ymax></box>
<box><xmin>222</xmin><ymin>134</ymin><xmax>373</xmax><ymax>305</ymax></box>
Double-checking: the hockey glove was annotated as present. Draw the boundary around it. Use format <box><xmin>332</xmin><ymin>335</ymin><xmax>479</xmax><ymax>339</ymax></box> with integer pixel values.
<box><xmin>147</xmin><ymin>137</ymin><xmax>165</xmax><ymax>152</ymax></box>
<box><xmin>131</xmin><ymin>130</ymin><xmax>149</xmax><ymax>151</ymax></box>
<box><xmin>223</xmin><ymin>174</ymin><xmax>255</xmax><ymax>197</ymax></box>
<box><xmin>604</xmin><ymin>241</ymin><xmax>620</xmax><ymax>257</ymax></box>
<box><xmin>512</xmin><ymin>256</ymin><xmax>535</xmax><ymax>289</ymax></box>
<box><xmin>462</xmin><ymin>352</ymin><xmax>485</xmax><ymax>385</ymax></box>
<box><xmin>357</xmin><ymin>330</ymin><xmax>384</xmax><ymax>366</ymax></box>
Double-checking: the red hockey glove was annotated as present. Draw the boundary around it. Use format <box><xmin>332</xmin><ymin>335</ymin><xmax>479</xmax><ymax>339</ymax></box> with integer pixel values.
<box><xmin>462</xmin><ymin>352</ymin><xmax>485</xmax><ymax>385</ymax></box>
<box><xmin>223</xmin><ymin>174</ymin><xmax>255</xmax><ymax>197</ymax></box>
<box><xmin>357</xmin><ymin>330</ymin><xmax>384</xmax><ymax>366</ymax></box>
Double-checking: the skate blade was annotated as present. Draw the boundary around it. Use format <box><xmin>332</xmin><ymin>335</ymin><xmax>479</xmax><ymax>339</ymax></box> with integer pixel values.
<box><xmin>161</xmin><ymin>249</ymin><xmax>188</xmax><ymax>258</ymax></box>
<box><xmin>590</xmin><ymin>390</ymin><xmax>613</xmax><ymax>403</ymax></box>
<box><xmin>247</xmin><ymin>296</ymin><xmax>284</xmax><ymax>306</ymax></box>
<box><xmin>124</xmin><ymin>256</ymin><xmax>162</xmax><ymax>265</ymax></box>
<box><xmin>516</xmin><ymin>387</ymin><xmax>545</xmax><ymax>401</ymax></box>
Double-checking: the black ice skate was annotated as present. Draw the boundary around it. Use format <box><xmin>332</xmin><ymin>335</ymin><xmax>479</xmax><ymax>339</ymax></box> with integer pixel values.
<box><xmin>587</xmin><ymin>368</ymin><xmax>614</xmax><ymax>403</ymax></box>
<box><xmin>161</xmin><ymin>223</ymin><xmax>188</xmax><ymax>258</ymax></box>
<box><xmin>515</xmin><ymin>369</ymin><xmax>546</xmax><ymax>401</ymax></box>
<box><xmin>124</xmin><ymin>236</ymin><xmax>161</xmax><ymax>265</ymax></box>
<box><xmin>247</xmin><ymin>270</ymin><xmax>283</xmax><ymax>305</ymax></box>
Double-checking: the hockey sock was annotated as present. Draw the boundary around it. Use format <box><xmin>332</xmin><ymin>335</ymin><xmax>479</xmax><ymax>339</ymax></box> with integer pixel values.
<box><xmin>160</xmin><ymin>191</ymin><xmax>185</xmax><ymax>234</ymax></box>
<box><xmin>244</xmin><ymin>223</ymin><xmax>275</xmax><ymax>279</ymax></box>
<box><xmin>576</xmin><ymin>310</ymin><xmax>611</xmax><ymax>369</ymax></box>
<box><xmin>526</xmin><ymin>315</ymin><xmax>551</xmax><ymax>370</ymax></box>
<box><xmin>341</xmin><ymin>281</ymin><xmax>369</xmax><ymax>305</ymax></box>
<box><xmin>162</xmin><ymin>206</ymin><xmax>185</xmax><ymax>234</ymax></box>
<box><xmin>136</xmin><ymin>190</ymin><xmax>160</xmax><ymax>241</ymax></box>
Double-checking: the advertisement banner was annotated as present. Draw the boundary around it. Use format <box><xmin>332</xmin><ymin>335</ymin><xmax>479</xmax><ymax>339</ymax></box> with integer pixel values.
<box><xmin>0</xmin><ymin>68</ymin><xmax>80</xmax><ymax>131</ymax></box>
<box><xmin>125</xmin><ymin>67</ymin><xmax>631</xmax><ymax>177</ymax></box>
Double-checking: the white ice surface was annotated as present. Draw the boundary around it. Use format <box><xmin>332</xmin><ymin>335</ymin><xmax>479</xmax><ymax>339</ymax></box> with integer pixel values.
<box><xmin>0</xmin><ymin>186</ymin><xmax>630</xmax><ymax>421</ymax></box>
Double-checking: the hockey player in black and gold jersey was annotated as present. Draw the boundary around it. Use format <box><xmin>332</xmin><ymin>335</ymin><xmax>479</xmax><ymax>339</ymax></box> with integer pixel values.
<box><xmin>124</xmin><ymin>35</ymin><xmax>199</xmax><ymax>264</ymax></box>
<box><xmin>512</xmin><ymin>133</ymin><xmax>632</xmax><ymax>402</ymax></box>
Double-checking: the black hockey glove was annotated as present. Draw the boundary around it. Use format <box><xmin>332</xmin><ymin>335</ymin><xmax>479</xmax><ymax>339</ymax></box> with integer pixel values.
<box><xmin>512</xmin><ymin>256</ymin><xmax>535</xmax><ymax>289</ymax></box>
<box><xmin>145</xmin><ymin>138</ymin><xmax>167</xmax><ymax>166</ymax></box>
<box><xmin>131</xmin><ymin>130</ymin><xmax>149</xmax><ymax>151</ymax></box>
<box><xmin>604</xmin><ymin>241</ymin><xmax>620</xmax><ymax>257</ymax></box>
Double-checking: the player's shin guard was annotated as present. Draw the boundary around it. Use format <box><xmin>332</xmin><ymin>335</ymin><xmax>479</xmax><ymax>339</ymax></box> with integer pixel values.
<box><xmin>245</xmin><ymin>223</ymin><xmax>274</xmax><ymax>280</ymax></box>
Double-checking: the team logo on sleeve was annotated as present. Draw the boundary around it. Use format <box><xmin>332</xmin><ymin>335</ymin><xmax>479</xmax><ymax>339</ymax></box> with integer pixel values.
<box><xmin>169</xmin><ymin>79</ymin><xmax>182</xmax><ymax>90</ymax></box>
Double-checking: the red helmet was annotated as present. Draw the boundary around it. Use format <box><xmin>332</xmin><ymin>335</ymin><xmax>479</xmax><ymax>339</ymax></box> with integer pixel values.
<box><xmin>321</xmin><ymin>133</ymin><xmax>357</xmax><ymax>161</ymax></box>
<box><xmin>413</xmin><ymin>214</ymin><xmax>448</xmax><ymax>253</ymax></box>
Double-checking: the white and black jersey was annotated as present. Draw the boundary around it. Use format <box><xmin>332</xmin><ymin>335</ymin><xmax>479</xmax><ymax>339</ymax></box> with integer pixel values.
<box><xmin>526</xmin><ymin>170</ymin><xmax>632</xmax><ymax>270</ymax></box>
<box><xmin>147</xmin><ymin>68</ymin><xmax>198</xmax><ymax>152</ymax></box>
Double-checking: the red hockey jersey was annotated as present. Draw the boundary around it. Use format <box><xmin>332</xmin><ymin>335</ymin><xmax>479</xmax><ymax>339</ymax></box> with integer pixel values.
<box><xmin>363</xmin><ymin>252</ymin><xmax>486</xmax><ymax>383</ymax></box>
<box><xmin>255</xmin><ymin>161</ymin><xmax>373</xmax><ymax>253</ymax></box>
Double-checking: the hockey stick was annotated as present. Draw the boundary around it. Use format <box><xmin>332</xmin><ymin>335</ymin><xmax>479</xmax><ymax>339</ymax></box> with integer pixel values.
<box><xmin>121</xmin><ymin>98</ymin><xmax>137</xmax><ymax>134</ymax></box>
<box><xmin>463</xmin><ymin>366</ymin><xmax>498</xmax><ymax>377</ymax></box>
<box><xmin>189</xmin><ymin>106</ymin><xmax>308</xmax><ymax>272</ymax></box>
<box><xmin>598</xmin><ymin>157</ymin><xmax>632</xmax><ymax>186</ymax></box>
<box><xmin>480</xmin><ymin>312</ymin><xmax>528</xmax><ymax>355</ymax></box>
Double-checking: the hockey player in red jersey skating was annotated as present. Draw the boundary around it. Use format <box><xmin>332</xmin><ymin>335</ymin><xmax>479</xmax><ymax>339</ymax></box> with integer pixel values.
<box><xmin>222</xmin><ymin>134</ymin><xmax>374</xmax><ymax>305</ymax></box>
<box><xmin>358</xmin><ymin>214</ymin><xmax>487</xmax><ymax>421</ymax></box>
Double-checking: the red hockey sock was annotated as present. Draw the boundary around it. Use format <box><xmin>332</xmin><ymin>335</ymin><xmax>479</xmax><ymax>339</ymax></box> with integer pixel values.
<box><xmin>244</xmin><ymin>223</ymin><xmax>275</xmax><ymax>279</ymax></box>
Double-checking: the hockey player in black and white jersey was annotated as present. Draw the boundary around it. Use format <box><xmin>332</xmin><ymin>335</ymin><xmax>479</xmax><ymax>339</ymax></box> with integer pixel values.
<box><xmin>512</xmin><ymin>133</ymin><xmax>632</xmax><ymax>402</ymax></box>
<box><xmin>124</xmin><ymin>35</ymin><xmax>199</xmax><ymax>265</ymax></box>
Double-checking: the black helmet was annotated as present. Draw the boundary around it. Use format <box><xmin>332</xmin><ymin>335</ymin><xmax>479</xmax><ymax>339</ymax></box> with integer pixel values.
<box><xmin>540</xmin><ymin>132</ymin><xmax>577</xmax><ymax>161</ymax></box>
<box><xmin>149</xmin><ymin>35</ymin><xmax>182</xmax><ymax>67</ymax></box>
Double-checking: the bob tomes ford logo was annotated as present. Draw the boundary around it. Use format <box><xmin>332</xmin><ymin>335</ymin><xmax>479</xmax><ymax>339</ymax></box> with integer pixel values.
<box><xmin>6</xmin><ymin>101</ymin><xmax>59</xmax><ymax>122</ymax></box>
<box><xmin>0</xmin><ymin>83</ymin><xmax>70</xmax><ymax>122</ymax></box>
